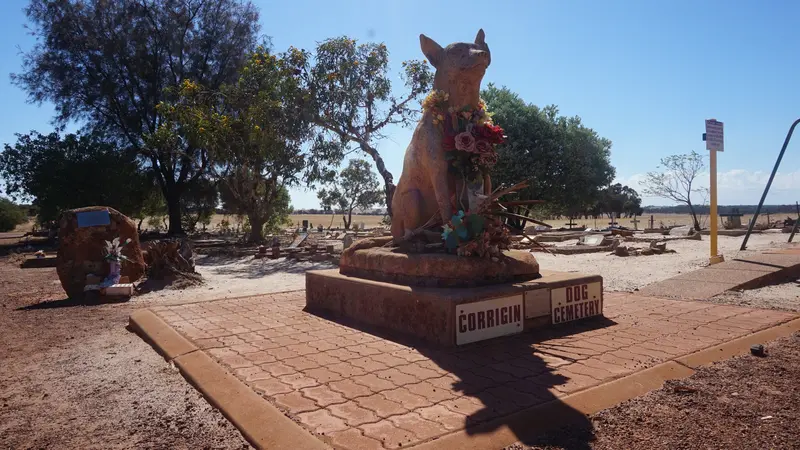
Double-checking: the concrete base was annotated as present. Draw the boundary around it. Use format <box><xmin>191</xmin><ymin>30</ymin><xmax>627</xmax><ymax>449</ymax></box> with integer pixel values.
<box><xmin>305</xmin><ymin>269</ymin><xmax>603</xmax><ymax>347</ymax></box>
<box><xmin>84</xmin><ymin>283</ymin><xmax>134</xmax><ymax>296</ymax></box>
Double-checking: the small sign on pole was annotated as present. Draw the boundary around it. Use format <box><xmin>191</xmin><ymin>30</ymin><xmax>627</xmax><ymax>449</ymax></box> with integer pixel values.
<box><xmin>705</xmin><ymin>118</ymin><xmax>725</xmax><ymax>265</ymax></box>
<box><xmin>705</xmin><ymin>119</ymin><xmax>724</xmax><ymax>152</ymax></box>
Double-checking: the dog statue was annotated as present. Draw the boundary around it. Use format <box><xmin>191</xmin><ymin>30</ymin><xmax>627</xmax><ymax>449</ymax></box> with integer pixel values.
<box><xmin>390</xmin><ymin>29</ymin><xmax>492</xmax><ymax>242</ymax></box>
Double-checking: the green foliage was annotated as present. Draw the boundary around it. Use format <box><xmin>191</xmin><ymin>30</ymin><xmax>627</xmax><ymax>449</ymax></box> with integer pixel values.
<box><xmin>161</xmin><ymin>45</ymin><xmax>315</xmax><ymax>242</ymax></box>
<box><xmin>304</xmin><ymin>36</ymin><xmax>433</xmax><ymax>213</ymax></box>
<box><xmin>317</xmin><ymin>159</ymin><xmax>383</xmax><ymax>229</ymax></box>
<box><xmin>0</xmin><ymin>198</ymin><xmax>27</xmax><ymax>232</ymax></box>
<box><xmin>262</xmin><ymin>185</ymin><xmax>293</xmax><ymax>234</ymax></box>
<box><xmin>482</xmin><ymin>85</ymin><xmax>615</xmax><ymax>217</ymax></box>
<box><xmin>0</xmin><ymin>132</ymin><xmax>154</xmax><ymax>224</ymax></box>
<box><xmin>597</xmin><ymin>184</ymin><xmax>643</xmax><ymax>218</ymax></box>
<box><xmin>15</xmin><ymin>0</ymin><xmax>260</xmax><ymax>235</ymax></box>
<box><xmin>180</xmin><ymin>177</ymin><xmax>218</xmax><ymax>233</ymax></box>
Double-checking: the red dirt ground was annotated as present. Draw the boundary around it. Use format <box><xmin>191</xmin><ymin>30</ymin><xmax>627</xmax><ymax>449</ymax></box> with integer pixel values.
<box><xmin>508</xmin><ymin>332</ymin><xmax>800</xmax><ymax>450</ymax></box>
<box><xmin>0</xmin><ymin>258</ymin><xmax>251</xmax><ymax>449</ymax></box>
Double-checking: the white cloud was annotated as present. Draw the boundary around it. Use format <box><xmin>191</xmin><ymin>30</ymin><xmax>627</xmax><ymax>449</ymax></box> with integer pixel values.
<box><xmin>616</xmin><ymin>169</ymin><xmax>800</xmax><ymax>206</ymax></box>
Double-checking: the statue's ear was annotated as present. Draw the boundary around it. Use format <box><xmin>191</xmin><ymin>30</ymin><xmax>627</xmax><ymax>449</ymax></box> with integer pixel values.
<box><xmin>475</xmin><ymin>29</ymin><xmax>486</xmax><ymax>46</ymax></box>
<box><xmin>419</xmin><ymin>34</ymin><xmax>443</xmax><ymax>67</ymax></box>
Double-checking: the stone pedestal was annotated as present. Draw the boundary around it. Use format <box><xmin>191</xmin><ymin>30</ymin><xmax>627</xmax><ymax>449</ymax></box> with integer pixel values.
<box><xmin>305</xmin><ymin>269</ymin><xmax>603</xmax><ymax>347</ymax></box>
<box><xmin>340</xmin><ymin>238</ymin><xmax>541</xmax><ymax>288</ymax></box>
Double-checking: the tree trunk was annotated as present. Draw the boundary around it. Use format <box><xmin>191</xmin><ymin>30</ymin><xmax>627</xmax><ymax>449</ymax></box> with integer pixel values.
<box><xmin>166</xmin><ymin>193</ymin><xmax>185</xmax><ymax>236</ymax></box>
<box><xmin>342</xmin><ymin>213</ymin><xmax>351</xmax><ymax>230</ymax></box>
<box><xmin>687</xmin><ymin>201</ymin><xmax>701</xmax><ymax>231</ymax></box>
<box><xmin>248</xmin><ymin>214</ymin><xmax>265</xmax><ymax>243</ymax></box>
<box><xmin>359</xmin><ymin>143</ymin><xmax>395</xmax><ymax>216</ymax></box>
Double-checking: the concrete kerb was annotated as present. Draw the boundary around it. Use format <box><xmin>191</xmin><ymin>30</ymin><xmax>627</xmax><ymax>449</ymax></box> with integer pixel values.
<box><xmin>128</xmin><ymin>309</ymin><xmax>328</xmax><ymax>450</ymax></box>
<box><xmin>130</xmin><ymin>306</ymin><xmax>800</xmax><ymax>450</ymax></box>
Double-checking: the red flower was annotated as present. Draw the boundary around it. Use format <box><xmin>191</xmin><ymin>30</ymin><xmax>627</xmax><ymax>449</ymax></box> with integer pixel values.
<box><xmin>478</xmin><ymin>124</ymin><xmax>505</xmax><ymax>144</ymax></box>
<box><xmin>442</xmin><ymin>134</ymin><xmax>456</xmax><ymax>150</ymax></box>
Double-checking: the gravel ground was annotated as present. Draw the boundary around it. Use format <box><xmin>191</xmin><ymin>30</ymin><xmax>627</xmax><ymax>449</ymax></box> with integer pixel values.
<box><xmin>506</xmin><ymin>332</ymin><xmax>800</xmax><ymax>450</ymax></box>
<box><xmin>711</xmin><ymin>283</ymin><xmax>800</xmax><ymax>312</ymax></box>
<box><xmin>136</xmin><ymin>254</ymin><xmax>335</xmax><ymax>305</ymax></box>
<box><xmin>535</xmin><ymin>232</ymin><xmax>790</xmax><ymax>292</ymax></box>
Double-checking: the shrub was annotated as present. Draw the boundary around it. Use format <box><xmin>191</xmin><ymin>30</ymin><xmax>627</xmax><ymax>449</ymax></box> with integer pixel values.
<box><xmin>0</xmin><ymin>198</ymin><xmax>27</xmax><ymax>232</ymax></box>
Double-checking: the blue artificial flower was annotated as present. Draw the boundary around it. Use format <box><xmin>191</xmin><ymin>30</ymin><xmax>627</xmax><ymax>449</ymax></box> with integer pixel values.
<box><xmin>442</xmin><ymin>224</ymin><xmax>453</xmax><ymax>241</ymax></box>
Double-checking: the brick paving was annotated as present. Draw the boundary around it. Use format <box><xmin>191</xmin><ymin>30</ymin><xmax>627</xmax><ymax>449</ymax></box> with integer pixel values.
<box><xmin>150</xmin><ymin>291</ymin><xmax>797</xmax><ymax>449</ymax></box>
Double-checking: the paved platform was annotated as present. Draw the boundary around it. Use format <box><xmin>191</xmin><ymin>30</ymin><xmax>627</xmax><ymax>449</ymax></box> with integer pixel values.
<box><xmin>134</xmin><ymin>291</ymin><xmax>798</xmax><ymax>449</ymax></box>
<box><xmin>638</xmin><ymin>250</ymin><xmax>800</xmax><ymax>300</ymax></box>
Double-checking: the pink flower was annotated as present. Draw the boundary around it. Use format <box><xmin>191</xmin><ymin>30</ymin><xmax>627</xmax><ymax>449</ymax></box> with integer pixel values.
<box><xmin>455</xmin><ymin>131</ymin><xmax>476</xmax><ymax>152</ymax></box>
<box><xmin>474</xmin><ymin>139</ymin><xmax>492</xmax><ymax>154</ymax></box>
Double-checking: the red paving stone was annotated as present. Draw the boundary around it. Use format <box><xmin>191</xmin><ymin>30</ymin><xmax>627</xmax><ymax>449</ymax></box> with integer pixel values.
<box><xmin>150</xmin><ymin>290</ymin><xmax>798</xmax><ymax>449</ymax></box>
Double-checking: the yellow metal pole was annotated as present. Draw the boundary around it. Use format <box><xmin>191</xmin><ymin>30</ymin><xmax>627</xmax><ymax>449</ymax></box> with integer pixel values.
<box><xmin>709</xmin><ymin>148</ymin><xmax>724</xmax><ymax>264</ymax></box>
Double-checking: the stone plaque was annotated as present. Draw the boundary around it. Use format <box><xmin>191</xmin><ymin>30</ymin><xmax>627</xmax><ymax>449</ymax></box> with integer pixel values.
<box><xmin>456</xmin><ymin>295</ymin><xmax>523</xmax><ymax>345</ymax></box>
<box><xmin>524</xmin><ymin>289</ymin><xmax>551</xmax><ymax>319</ymax></box>
<box><xmin>551</xmin><ymin>282</ymin><xmax>602</xmax><ymax>325</ymax></box>
<box><xmin>76</xmin><ymin>209</ymin><xmax>111</xmax><ymax>228</ymax></box>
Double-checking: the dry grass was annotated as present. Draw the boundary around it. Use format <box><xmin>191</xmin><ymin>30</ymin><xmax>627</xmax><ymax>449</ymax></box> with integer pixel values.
<box><xmin>574</xmin><ymin>212</ymin><xmax>794</xmax><ymax>230</ymax></box>
<box><xmin>205</xmin><ymin>213</ymin><xmax>386</xmax><ymax>230</ymax></box>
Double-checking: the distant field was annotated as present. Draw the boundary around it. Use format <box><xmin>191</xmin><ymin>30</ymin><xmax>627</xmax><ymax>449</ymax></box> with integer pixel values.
<box><xmin>206</xmin><ymin>211</ymin><xmax>796</xmax><ymax>232</ymax></box>
<box><xmin>205</xmin><ymin>213</ymin><xmax>385</xmax><ymax>230</ymax></box>
<box><xmin>88</xmin><ymin>210</ymin><xmax>800</xmax><ymax>234</ymax></box>
<box><xmin>573</xmin><ymin>212</ymin><xmax>794</xmax><ymax>230</ymax></box>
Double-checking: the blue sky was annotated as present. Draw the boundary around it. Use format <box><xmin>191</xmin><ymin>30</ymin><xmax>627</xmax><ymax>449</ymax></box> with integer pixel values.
<box><xmin>2</xmin><ymin>0</ymin><xmax>800</xmax><ymax>208</ymax></box>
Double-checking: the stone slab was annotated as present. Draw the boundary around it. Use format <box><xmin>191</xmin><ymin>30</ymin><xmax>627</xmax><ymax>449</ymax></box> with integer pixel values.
<box><xmin>20</xmin><ymin>256</ymin><xmax>58</xmax><ymax>268</ymax></box>
<box><xmin>305</xmin><ymin>269</ymin><xmax>603</xmax><ymax>347</ymax></box>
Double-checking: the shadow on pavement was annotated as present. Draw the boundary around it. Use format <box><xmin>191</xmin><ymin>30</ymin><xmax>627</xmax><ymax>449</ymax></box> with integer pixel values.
<box><xmin>201</xmin><ymin>256</ymin><xmax>335</xmax><ymax>279</ymax></box>
<box><xmin>307</xmin><ymin>307</ymin><xmax>615</xmax><ymax>448</ymax></box>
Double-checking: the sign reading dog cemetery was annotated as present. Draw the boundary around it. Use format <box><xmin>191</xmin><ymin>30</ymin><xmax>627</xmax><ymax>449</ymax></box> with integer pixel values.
<box><xmin>456</xmin><ymin>295</ymin><xmax>523</xmax><ymax>345</ymax></box>
<box><xmin>551</xmin><ymin>282</ymin><xmax>603</xmax><ymax>324</ymax></box>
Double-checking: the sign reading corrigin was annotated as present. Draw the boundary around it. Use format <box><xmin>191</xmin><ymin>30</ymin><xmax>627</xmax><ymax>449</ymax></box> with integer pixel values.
<box><xmin>551</xmin><ymin>282</ymin><xmax>602</xmax><ymax>324</ymax></box>
<box><xmin>456</xmin><ymin>295</ymin><xmax>523</xmax><ymax>345</ymax></box>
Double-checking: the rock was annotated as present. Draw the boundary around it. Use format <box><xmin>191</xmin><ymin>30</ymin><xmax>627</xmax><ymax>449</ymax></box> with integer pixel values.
<box><xmin>57</xmin><ymin>206</ymin><xmax>145</xmax><ymax>299</ymax></box>
<box><xmin>750</xmin><ymin>344</ymin><xmax>767</xmax><ymax>357</ymax></box>
<box><xmin>614</xmin><ymin>246</ymin><xmax>630</xmax><ymax>257</ymax></box>
<box><xmin>640</xmin><ymin>248</ymin><xmax>654</xmax><ymax>256</ymax></box>
<box><xmin>650</xmin><ymin>241</ymin><xmax>668</xmax><ymax>253</ymax></box>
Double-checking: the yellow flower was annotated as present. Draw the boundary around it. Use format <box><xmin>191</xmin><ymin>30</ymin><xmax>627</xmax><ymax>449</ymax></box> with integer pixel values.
<box><xmin>353</xmin><ymin>61</ymin><xmax>359</xmax><ymax>66</ymax></box>
<box><xmin>437</xmin><ymin>114</ymin><xmax>444</xmax><ymax>121</ymax></box>
<box><xmin>422</xmin><ymin>90</ymin><xmax>449</xmax><ymax>111</ymax></box>
<box><xmin>198</xmin><ymin>127</ymin><xmax>205</xmax><ymax>133</ymax></box>
<box><xmin>254</xmin><ymin>125</ymin><xmax>261</xmax><ymax>132</ymax></box>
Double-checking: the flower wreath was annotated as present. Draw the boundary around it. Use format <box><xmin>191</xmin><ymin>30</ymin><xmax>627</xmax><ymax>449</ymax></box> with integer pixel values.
<box><xmin>421</xmin><ymin>90</ymin><xmax>511</xmax><ymax>257</ymax></box>
<box><xmin>421</xmin><ymin>90</ymin><xmax>505</xmax><ymax>183</ymax></box>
